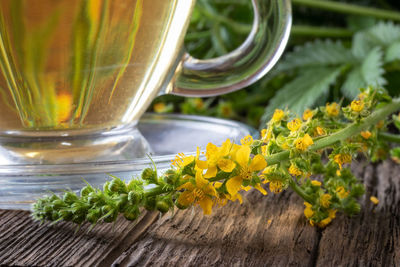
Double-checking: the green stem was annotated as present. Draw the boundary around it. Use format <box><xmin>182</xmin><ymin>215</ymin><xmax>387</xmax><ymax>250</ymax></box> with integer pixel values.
<box><xmin>291</xmin><ymin>25</ymin><xmax>353</xmax><ymax>38</ymax></box>
<box><xmin>378</xmin><ymin>132</ymin><xmax>400</xmax><ymax>143</ymax></box>
<box><xmin>288</xmin><ymin>178</ymin><xmax>314</xmax><ymax>203</ymax></box>
<box><xmin>292</xmin><ymin>0</ymin><xmax>400</xmax><ymax>21</ymax></box>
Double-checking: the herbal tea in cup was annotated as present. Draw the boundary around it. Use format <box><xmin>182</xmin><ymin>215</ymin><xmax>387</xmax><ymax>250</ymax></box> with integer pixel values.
<box><xmin>0</xmin><ymin>0</ymin><xmax>291</xmax><ymax>164</ymax></box>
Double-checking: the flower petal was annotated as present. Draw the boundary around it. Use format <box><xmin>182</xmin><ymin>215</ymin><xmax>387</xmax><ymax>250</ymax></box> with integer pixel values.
<box><xmin>249</xmin><ymin>154</ymin><xmax>267</xmax><ymax>171</ymax></box>
<box><xmin>177</xmin><ymin>191</ymin><xmax>195</xmax><ymax>207</ymax></box>
<box><xmin>198</xmin><ymin>197</ymin><xmax>214</xmax><ymax>215</ymax></box>
<box><xmin>236</xmin><ymin>145</ymin><xmax>251</xmax><ymax>168</ymax></box>
<box><xmin>176</xmin><ymin>181</ymin><xmax>194</xmax><ymax>191</ymax></box>
<box><xmin>254</xmin><ymin>183</ymin><xmax>267</xmax><ymax>195</ymax></box>
<box><xmin>204</xmin><ymin>166</ymin><xmax>218</xmax><ymax>178</ymax></box>
<box><xmin>217</xmin><ymin>159</ymin><xmax>236</xmax><ymax>173</ymax></box>
<box><xmin>195</xmin><ymin>170</ymin><xmax>208</xmax><ymax>188</ymax></box>
<box><xmin>196</xmin><ymin>159</ymin><xmax>208</xmax><ymax>170</ymax></box>
<box><xmin>219</xmin><ymin>139</ymin><xmax>232</xmax><ymax>156</ymax></box>
<box><xmin>226</xmin><ymin>176</ymin><xmax>243</xmax><ymax>196</ymax></box>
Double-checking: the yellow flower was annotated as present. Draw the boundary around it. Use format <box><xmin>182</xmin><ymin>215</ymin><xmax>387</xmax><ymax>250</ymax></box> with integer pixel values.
<box><xmin>311</xmin><ymin>180</ymin><xmax>321</xmax><ymax>187</ymax></box>
<box><xmin>336</xmin><ymin>186</ymin><xmax>349</xmax><ymax>199</ymax></box>
<box><xmin>303</xmin><ymin>109</ymin><xmax>313</xmax><ymax>120</ymax></box>
<box><xmin>287</xmin><ymin>118</ymin><xmax>302</xmax><ymax>132</ymax></box>
<box><xmin>177</xmin><ymin>170</ymin><xmax>217</xmax><ymax>215</ymax></box>
<box><xmin>171</xmin><ymin>152</ymin><xmax>195</xmax><ymax>169</ymax></box>
<box><xmin>316</xmin><ymin>126</ymin><xmax>325</xmax><ymax>136</ymax></box>
<box><xmin>294</xmin><ymin>134</ymin><xmax>314</xmax><ymax>151</ymax></box>
<box><xmin>350</xmin><ymin>100</ymin><xmax>364</xmax><ymax>112</ymax></box>
<box><xmin>304</xmin><ymin>202</ymin><xmax>314</xmax><ymax>218</ymax></box>
<box><xmin>203</xmin><ymin>139</ymin><xmax>232</xmax><ymax>178</ymax></box>
<box><xmin>333</xmin><ymin>153</ymin><xmax>352</xmax><ymax>170</ymax></box>
<box><xmin>226</xmin><ymin>146</ymin><xmax>267</xmax><ymax>196</ymax></box>
<box><xmin>310</xmin><ymin>209</ymin><xmax>336</xmax><ymax>228</ymax></box>
<box><xmin>261</xmin><ymin>129</ymin><xmax>272</xmax><ymax>142</ymax></box>
<box><xmin>272</xmin><ymin>109</ymin><xmax>285</xmax><ymax>122</ymax></box>
<box><xmin>288</xmin><ymin>164</ymin><xmax>302</xmax><ymax>176</ymax></box>
<box><xmin>320</xmin><ymin>194</ymin><xmax>331</xmax><ymax>208</ymax></box>
<box><xmin>240</xmin><ymin>135</ymin><xmax>253</xmax><ymax>146</ymax></box>
<box><xmin>326</xmin><ymin>102</ymin><xmax>339</xmax><ymax>117</ymax></box>
<box><xmin>361</xmin><ymin>131</ymin><xmax>372</xmax><ymax>139</ymax></box>
<box><xmin>217</xmin><ymin>158</ymin><xmax>236</xmax><ymax>173</ymax></box>
<box><xmin>261</xmin><ymin>145</ymin><xmax>268</xmax><ymax>156</ymax></box>
<box><xmin>269</xmin><ymin>180</ymin><xmax>283</xmax><ymax>194</ymax></box>
<box><xmin>370</xmin><ymin>196</ymin><xmax>379</xmax><ymax>205</ymax></box>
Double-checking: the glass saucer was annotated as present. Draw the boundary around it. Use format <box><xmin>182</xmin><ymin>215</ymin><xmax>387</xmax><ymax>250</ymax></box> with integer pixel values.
<box><xmin>0</xmin><ymin>113</ymin><xmax>256</xmax><ymax>210</ymax></box>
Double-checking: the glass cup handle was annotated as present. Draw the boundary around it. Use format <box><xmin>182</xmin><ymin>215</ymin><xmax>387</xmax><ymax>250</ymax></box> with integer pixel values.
<box><xmin>170</xmin><ymin>0</ymin><xmax>292</xmax><ymax>97</ymax></box>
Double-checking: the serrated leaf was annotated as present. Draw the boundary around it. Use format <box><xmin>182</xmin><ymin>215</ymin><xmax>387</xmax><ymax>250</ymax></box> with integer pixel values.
<box><xmin>361</xmin><ymin>47</ymin><xmax>386</xmax><ymax>86</ymax></box>
<box><xmin>385</xmin><ymin>42</ymin><xmax>400</xmax><ymax>62</ymax></box>
<box><xmin>342</xmin><ymin>47</ymin><xmax>386</xmax><ymax>98</ymax></box>
<box><xmin>341</xmin><ymin>67</ymin><xmax>365</xmax><ymax>99</ymax></box>
<box><xmin>276</xmin><ymin>40</ymin><xmax>354</xmax><ymax>72</ymax></box>
<box><xmin>352</xmin><ymin>21</ymin><xmax>400</xmax><ymax>58</ymax></box>
<box><xmin>261</xmin><ymin>67</ymin><xmax>343</xmax><ymax>125</ymax></box>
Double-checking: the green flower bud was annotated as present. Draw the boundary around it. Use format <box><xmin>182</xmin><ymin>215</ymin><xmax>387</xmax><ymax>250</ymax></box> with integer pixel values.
<box><xmin>141</xmin><ymin>168</ymin><xmax>157</xmax><ymax>181</ymax></box>
<box><xmin>63</xmin><ymin>192</ymin><xmax>78</xmax><ymax>204</ymax></box>
<box><xmin>108</xmin><ymin>178</ymin><xmax>127</xmax><ymax>194</ymax></box>
<box><xmin>123</xmin><ymin>205</ymin><xmax>140</xmax><ymax>221</ymax></box>
<box><xmin>51</xmin><ymin>211</ymin><xmax>60</xmax><ymax>221</ymax></box>
<box><xmin>103</xmin><ymin>209</ymin><xmax>118</xmax><ymax>223</ymax></box>
<box><xmin>350</xmin><ymin>184</ymin><xmax>365</xmax><ymax>198</ymax></box>
<box><xmin>163</xmin><ymin>169</ymin><xmax>177</xmax><ymax>185</ymax></box>
<box><xmin>59</xmin><ymin>209</ymin><xmax>73</xmax><ymax>221</ymax></box>
<box><xmin>52</xmin><ymin>199</ymin><xmax>65</xmax><ymax>210</ymax></box>
<box><xmin>128</xmin><ymin>191</ymin><xmax>140</xmax><ymax>205</ymax></box>
<box><xmin>80</xmin><ymin>185</ymin><xmax>94</xmax><ymax>197</ymax></box>
<box><xmin>116</xmin><ymin>194</ymin><xmax>128</xmax><ymax>211</ymax></box>
<box><xmin>72</xmin><ymin>213</ymin><xmax>86</xmax><ymax>224</ymax></box>
<box><xmin>143</xmin><ymin>196</ymin><xmax>156</xmax><ymax>211</ymax></box>
<box><xmin>156</xmin><ymin>200</ymin><xmax>170</xmax><ymax>213</ymax></box>
<box><xmin>43</xmin><ymin>205</ymin><xmax>52</xmax><ymax>217</ymax></box>
<box><xmin>86</xmin><ymin>208</ymin><xmax>101</xmax><ymax>224</ymax></box>
<box><xmin>103</xmin><ymin>181</ymin><xmax>111</xmax><ymax>194</ymax></box>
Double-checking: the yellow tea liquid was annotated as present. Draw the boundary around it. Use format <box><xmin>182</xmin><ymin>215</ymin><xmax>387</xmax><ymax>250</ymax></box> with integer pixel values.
<box><xmin>0</xmin><ymin>0</ymin><xmax>194</xmax><ymax>132</ymax></box>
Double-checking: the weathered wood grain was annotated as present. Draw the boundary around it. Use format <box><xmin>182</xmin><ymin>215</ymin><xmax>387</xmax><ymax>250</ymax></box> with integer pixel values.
<box><xmin>113</xmin><ymin>186</ymin><xmax>318</xmax><ymax>266</ymax></box>
<box><xmin>0</xmin><ymin>209</ymin><xmax>158</xmax><ymax>266</ymax></box>
<box><xmin>317</xmin><ymin>161</ymin><xmax>400</xmax><ymax>267</ymax></box>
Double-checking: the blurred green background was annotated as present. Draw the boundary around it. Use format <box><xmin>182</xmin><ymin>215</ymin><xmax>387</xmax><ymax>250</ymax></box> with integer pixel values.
<box><xmin>150</xmin><ymin>0</ymin><xmax>400</xmax><ymax>128</ymax></box>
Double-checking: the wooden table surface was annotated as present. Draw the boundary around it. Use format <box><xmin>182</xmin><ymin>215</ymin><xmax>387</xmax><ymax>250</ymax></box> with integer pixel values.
<box><xmin>0</xmin><ymin>160</ymin><xmax>399</xmax><ymax>266</ymax></box>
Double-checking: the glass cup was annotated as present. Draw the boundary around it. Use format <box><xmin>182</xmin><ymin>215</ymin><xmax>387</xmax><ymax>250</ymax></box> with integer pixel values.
<box><xmin>0</xmin><ymin>0</ymin><xmax>291</xmax><ymax>166</ymax></box>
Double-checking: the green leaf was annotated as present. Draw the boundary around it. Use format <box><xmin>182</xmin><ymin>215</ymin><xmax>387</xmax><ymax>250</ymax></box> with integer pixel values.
<box><xmin>261</xmin><ymin>67</ymin><xmax>343</xmax><ymax>125</ymax></box>
<box><xmin>276</xmin><ymin>40</ymin><xmax>354</xmax><ymax>72</ymax></box>
<box><xmin>342</xmin><ymin>47</ymin><xmax>386</xmax><ymax>99</ymax></box>
<box><xmin>352</xmin><ymin>22</ymin><xmax>400</xmax><ymax>58</ymax></box>
<box><xmin>385</xmin><ymin>42</ymin><xmax>400</xmax><ymax>62</ymax></box>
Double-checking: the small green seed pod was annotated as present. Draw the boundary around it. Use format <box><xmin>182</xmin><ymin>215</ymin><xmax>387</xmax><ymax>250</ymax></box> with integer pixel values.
<box><xmin>108</xmin><ymin>179</ymin><xmax>127</xmax><ymax>194</ymax></box>
<box><xmin>128</xmin><ymin>191</ymin><xmax>140</xmax><ymax>205</ymax></box>
<box><xmin>163</xmin><ymin>169</ymin><xmax>177</xmax><ymax>185</ymax></box>
<box><xmin>63</xmin><ymin>192</ymin><xmax>78</xmax><ymax>204</ymax></box>
<box><xmin>59</xmin><ymin>209</ymin><xmax>73</xmax><ymax>221</ymax></box>
<box><xmin>143</xmin><ymin>196</ymin><xmax>156</xmax><ymax>211</ymax></box>
<box><xmin>72</xmin><ymin>213</ymin><xmax>86</xmax><ymax>224</ymax></box>
<box><xmin>116</xmin><ymin>194</ymin><xmax>128</xmax><ymax>211</ymax></box>
<box><xmin>80</xmin><ymin>185</ymin><xmax>94</xmax><ymax>197</ymax></box>
<box><xmin>141</xmin><ymin>168</ymin><xmax>157</xmax><ymax>181</ymax></box>
<box><xmin>86</xmin><ymin>208</ymin><xmax>101</xmax><ymax>224</ymax></box>
<box><xmin>156</xmin><ymin>200</ymin><xmax>170</xmax><ymax>213</ymax></box>
<box><xmin>52</xmin><ymin>199</ymin><xmax>65</xmax><ymax>210</ymax></box>
<box><xmin>123</xmin><ymin>205</ymin><xmax>140</xmax><ymax>221</ymax></box>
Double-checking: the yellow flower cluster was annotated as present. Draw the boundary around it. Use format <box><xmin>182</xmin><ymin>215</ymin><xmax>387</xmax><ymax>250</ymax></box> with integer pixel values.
<box><xmin>294</xmin><ymin>134</ymin><xmax>314</xmax><ymax>151</ymax></box>
<box><xmin>175</xmin><ymin>137</ymin><xmax>268</xmax><ymax>215</ymax></box>
<box><xmin>333</xmin><ymin>153</ymin><xmax>352</xmax><ymax>170</ymax></box>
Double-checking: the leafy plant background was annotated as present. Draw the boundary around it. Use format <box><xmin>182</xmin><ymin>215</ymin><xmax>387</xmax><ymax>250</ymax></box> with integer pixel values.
<box><xmin>150</xmin><ymin>0</ymin><xmax>400</xmax><ymax>128</ymax></box>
